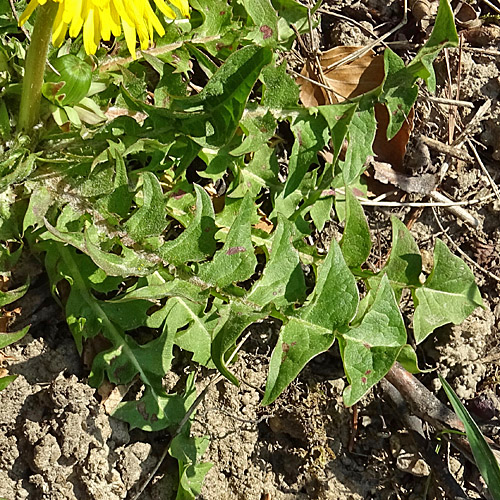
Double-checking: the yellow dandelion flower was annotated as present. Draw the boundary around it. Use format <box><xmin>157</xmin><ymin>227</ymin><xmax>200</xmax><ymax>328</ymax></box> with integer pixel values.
<box><xmin>19</xmin><ymin>0</ymin><xmax>190</xmax><ymax>58</ymax></box>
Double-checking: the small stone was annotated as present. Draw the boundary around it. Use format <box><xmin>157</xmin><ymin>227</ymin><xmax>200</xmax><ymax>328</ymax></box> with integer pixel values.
<box><xmin>241</xmin><ymin>393</ymin><xmax>252</xmax><ymax>406</ymax></box>
<box><xmin>396</xmin><ymin>449</ymin><xmax>430</xmax><ymax>477</ymax></box>
<box><xmin>361</xmin><ymin>415</ymin><xmax>372</xmax><ymax>427</ymax></box>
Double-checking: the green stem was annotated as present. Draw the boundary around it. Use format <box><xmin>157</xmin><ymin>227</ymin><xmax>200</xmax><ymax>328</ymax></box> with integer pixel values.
<box><xmin>18</xmin><ymin>1</ymin><xmax>58</xmax><ymax>133</ymax></box>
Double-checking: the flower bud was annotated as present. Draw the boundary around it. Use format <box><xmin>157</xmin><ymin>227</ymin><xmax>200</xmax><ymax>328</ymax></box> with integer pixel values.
<box><xmin>45</xmin><ymin>54</ymin><xmax>92</xmax><ymax>106</ymax></box>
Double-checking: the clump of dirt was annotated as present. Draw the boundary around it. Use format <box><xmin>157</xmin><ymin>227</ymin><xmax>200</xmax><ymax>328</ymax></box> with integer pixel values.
<box><xmin>194</xmin><ymin>348</ymin><xmax>372</xmax><ymax>500</ymax></box>
<box><xmin>0</xmin><ymin>329</ymin><xmax>161</xmax><ymax>500</ymax></box>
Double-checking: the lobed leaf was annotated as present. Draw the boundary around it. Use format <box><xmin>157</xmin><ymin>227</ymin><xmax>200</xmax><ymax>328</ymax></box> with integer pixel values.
<box><xmin>413</xmin><ymin>239</ymin><xmax>483</xmax><ymax>343</ymax></box>
<box><xmin>198</xmin><ymin>194</ymin><xmax>257</xmax><ymax>288</ymax></box>
<box><xmin>170</xmin><ymin>430</ymin><xmax>213</xmax><ymax>500</ymax></box>
<box><xmin>262</xmin><ymin>240</ymin><xmax>358</xmax><ymax>404</ymax></box>
<box><xmin>246</xmin><ymin>215</ymin><xmax>305</xmax><ymax>308</ymax></box>
<box><xmin>370</xmin><ymin>217</ymin><xmax>422</xmax><ymax>295</ymax></box>
<box><xmin>125</xmin><ymin>172</ymin><xmax>167</xmax><ymax>241</ymax></box>
<box><xmin>211</xmin><ymin>302</ymin><xmax>267</xmax><ymax>385</ymax></box>
<box><xmin>340</xmin><ymin>96</ymin><xmax>377</xmax><ymax>185</ymax></box>
<box><xmin>160</xmin><ymin>184</ymin><xmax>217</xmax><ymax>264</ymax></box>
<box><xmin>341</xmin><ymin>275</ymin><xmax>406</xmax><ymax>406</ymax></box>
<box><xmin>406</xmin><ymin>0</ymin><xmax>459</xmax><ymax>92</ymax></box>
<box><xmin>340</xmin><ymin>188</ymin><xmax>372</xmax><ymax>269</ymax></box>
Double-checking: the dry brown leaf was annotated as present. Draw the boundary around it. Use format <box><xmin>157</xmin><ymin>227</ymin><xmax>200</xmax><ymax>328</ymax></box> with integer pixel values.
<box><xmin>372</xmin><ymin>159</ymin><xmax>437</xmax><ymax>194</ymax></box>
<box><xmin>254</xmin><ymin>217</ymin><xmax>273</xmax><ymax>234</ymax></box>
<box><xmin>409</xmin><ymin>0</ymin><xmax>438</xmax><ymax>26</ymax></box>
<box><xmin>298</xmin><ymin>46</ymin><xmax>413</xmax><ymax>170</ymax></box>
<box><xmin>373</xmin><ymin>104</ymin><xmax>415</xmax><ymax>171</ymax></box>
<box><xmin>463</xmin><ymin>25</ymin><xmax>500</xmax><ymax>46</ymax></box>
<box><xmin>454</xmin><ymin>1</ymin><xmax>480</xmax><ymax>29</ymax></box>
<box><xmin>298</xmin><ymin>46</ymin><xmax>385</xmax><ymax>106</ymax></box>
<box><xmin>98</xmin><ymin>380</ymin><xmax>132</xmax><ymax>415</ymax></box>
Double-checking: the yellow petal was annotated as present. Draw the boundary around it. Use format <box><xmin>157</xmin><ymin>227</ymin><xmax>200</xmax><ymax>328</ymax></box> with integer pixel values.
<box><xmin>20</xmin><ymin>0</ymin><xmax>188</xmax><ymax>57</ymax></box>
<box><xmin>122</xmin><ymin>18</ymin><xmax>137</xmax><ymax>59</ymax></box>
<box><xmin>166</xmin><ymin>0</ymin><xmax>190</xmax><ymax>17</ymax></box>
<box><xmin>51</xmin><ymin>5</ymin><xmax>67</xmax><ymax>45</ymax></box>
<box><xmin>52</xmin><ymin>21</ymin><xmax>68</xmax><ymax>47</ymax></box>
<box><xmin>152</xmin><ymin>0</ymin><xmax>176</xmax><ymax>19</ymax></box>
<box><xmin>83</xmin><ymin>8</ymin><xmax>98</xmax><ymax>54</ymax></box>
<box><xmin>19</xmin><ymin>0</ymin><xmax>41</xmax><ymax>26</ymax></box>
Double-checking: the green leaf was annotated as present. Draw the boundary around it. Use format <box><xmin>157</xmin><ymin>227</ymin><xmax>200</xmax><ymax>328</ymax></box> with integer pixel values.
<box><xmin>340</xmin><ymin>188</ymin><xmax>371</xmax><ymax>269</ymax></box>
<box><xmin>170</xmin><ymin>45</ymin><xmax>273</xmax><ymax>147</ymax></box>
<box><xmin>299</xmin><ymin>239</ymin><xmax>358</xmax><ymax>331</ymax></box>
<box><xmin>189</xmin><ymin>0</ymin><xmax>234</xmax><ymax>38</ymax></box>
<box><xmin>0</xmin><ymin>326</ymin><xmax>29</xmax><ymax>349</ymax></box>
<box><xmin>170</xmin><ymin>431</ymin><xmax>213</xmax><ymax>500</ymax></box>
<box><xmin>230</xmin><ymin>111</ymin><xmax>277</xmax><ymax>157</ymax></box>
<box><xmin>246</xmin><ymin>215</ymin><xmax>305</xmax><ymax>308</ymax></box>
<box><xmin>90</xmin><ymin>299</ymin><xmax>175</xmax><ymax>390</ymax></box>
<box><xmin>440</xmin><ymin>375</ymin><xmax>500</xmax><ymax>500</ymax></box>
<box><xmin>112</xmin><ymin>387</ymin><xmax>189</xmax><ymax>431</ymax></box>
<box><xmin>0</xmin><ymin>99</ymin><xmax>9</xmax><ymax>139</ymax></box>
<box><xmin>230</xmin><ymin>145</ymin><xmax>279</xmax><ymax>198</ymax></box>
<box><xmin>380</xmin><ymin>49</ymin><xmax>419</xmax><ymax>140</ymax></box>
<box><xmin>396</xmin><ymin>345</ymin><xmax>425</xmax><ymax>374</ymax></box>
<box><xmin>0</xmin><ymin>151</ymin><xmax>37</xmax><ymax>192</ymax></box>
<box><xmin>211</xmin><ymin>302</ymin><xmax>266</xmax><ymax>385</ymax></box>
<box><xmin>45</xmin><ymin>54</ymin><xmax>92</xmax><ymax>106</ymax></box>
<box><xmin>168</xmin><ymin>295</ymin><xmax>219</xmax><ymax>367</ymax></box>
<box><xmin>0</xmin><ymin>281</ymin><xmax>29</xmax><ymax>307</ymax></box>
<box><xmin>97</xmin><ymin>146</ymin><xmax>133</xmax><ymax>219</ymax></box>
<box><xmin>413</xmin><ymin>239</ymin><xmax>483</xmax><ymax>343</ymax></box>
<box><xmin>260</xmin><ymin>62</ymin><xmax>300</xmax><ymax>108</ymax></box>
<box><xmin>309</xmin><ymin>196</ymin><xmax>332</xmax><ymax>232</ymax></box>
<box><xmin>341</xmin><ymin>96</ymin><xmax>377</xmax><ymax>185</ymax></box>
<box><xmin>318</xmin><ymin>103</ymin><xmax>357</xmax><ymax>165</ymax></box>
<box><xmin>284</xmin><ymin>111</ymin><xmax>329</xmax><ymax>196</ymax></box>
<box><xmin>0</xmin><ymin>241</ymin><xmax>22</xmax><ymax>272</ymax></box>
<box><xmin>271</xmin><ymin>0</ymin><xmax>312</xmax><ymax>36</ymax></box>
<box><xmin>84</xmin><ymin>225</ymin><xmax>155</xmax><ymax>277</ymax></box>
<box><xmin>0</xmin><ymin>374</ymin><xmax>17</xmax><ymax>391</ymax></box>
<box><xmin>241</xmin><ymin>0</ymin><xmax>279</xmax><ymax>47</ymax></box>
<box><xmin>198</xmin><ymin>194</ymin><xmax>257</xmax><ymax>288</ymax></box>
<box><xmin>262</xmin><ymin>240</ymin><xmax>358</xmax><ymax>404</ymax></box>
<box><xmin>160</xmin><ymin>184</ymin><xmax>217</xmax><ymax>264</ymax></box>
<box><xmin>23</xmin><ymin>185</ymin><xmax>53</xmax><ymax>231</ymax></box>
<box><xmin>126</xmin><ymin>172</ymin><xmax>167</xmax><ymax>241</ymax></box>
<box><xmin>406</xmin><ymin>0</ymin><xmax>459</xmax><ymax>92</ymax></box>
<box><xmin>372</xmin><ymin>217</ymin><xmax>422</xmax><ymax>292</ymax></box>
<box><xmin>45</xmin><ymin>243</ymin><xmax>181</xmax><ymax>432</ymax></box>
<box><xmin>262</xmin><ymin>317</ymin><xmax>333</xmax><ymax>405</ymax></box>
<box><xmin>341</xmin><ymin>275</ymin><xmax>406</xmax><ymax>406</ymax></box>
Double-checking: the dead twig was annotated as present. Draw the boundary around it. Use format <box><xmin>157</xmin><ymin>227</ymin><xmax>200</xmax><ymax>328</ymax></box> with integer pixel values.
<box><xmin>384</xmin><ymin>363</ymin><xmax>500</xmax><ymax>464</ymax></box>
<box><xmin>385</xmin><ymin>363</ymin><xmax>465</xmax><ymax>432</ymax></box>
<box><xmin>348</xmin><ymin>403</ymin><xmax>359</xmax><ymax>452</ymax></box>
<box><xmin>428</xmin><ymin>190</ymin><xmax>480</xmax><ymax>228</ymax></box>
<box><xmin>467</xmin><ymin>139</ymin><xmax>500</xmax><ymax>202</ymax></box>
<box><xmin>419</xmin><ymin>95</ymin><xmax>474</xmax><ymax>109</ymax></box>
<box><xmin>452</xmin><ymin>101</ymin><xmax>491</xmax><ymax>148</ymax></box>
<box><xmin>380</xmin><ymin>378</ymin><xmax>471</xmax><ymax>499</ymax></box>
<box><xmin>420</xmin><ymin>136</ymin><xmax>474</xmax><ymax>163</ymax></box>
